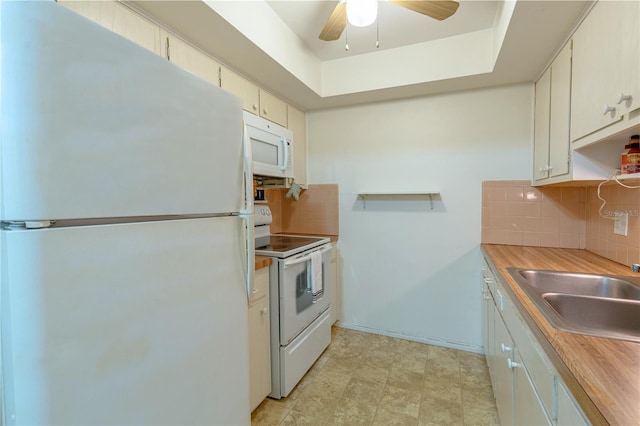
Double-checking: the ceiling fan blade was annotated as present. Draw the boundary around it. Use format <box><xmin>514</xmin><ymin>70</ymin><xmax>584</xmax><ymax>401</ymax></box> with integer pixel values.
<box><xmin>319</xmin><ymin>1</ymin><xmax>347</xmax><ymax>41</ymax></box>
<box><xmin>389</xmin><ymin>0</ymin><xmax>460</xmax><ymax>21</ymax></box>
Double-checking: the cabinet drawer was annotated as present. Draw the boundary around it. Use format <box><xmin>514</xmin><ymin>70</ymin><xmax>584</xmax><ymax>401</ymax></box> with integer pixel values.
<box><xmin>250</xmin><ymin>267</ymin><xmax>269</xmax><ymax>305</ymax></box>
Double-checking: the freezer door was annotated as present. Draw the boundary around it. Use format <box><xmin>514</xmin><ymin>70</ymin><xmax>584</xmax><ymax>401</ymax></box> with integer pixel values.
<box><xmin>0</xmin><ymin>2</ymin><xmax>244</xmax><ymax>220</ymax></box>
<box><xmin>0</xmin><ymin>217</ymin><xmax>250</xmax><ymax>425</ymax></box>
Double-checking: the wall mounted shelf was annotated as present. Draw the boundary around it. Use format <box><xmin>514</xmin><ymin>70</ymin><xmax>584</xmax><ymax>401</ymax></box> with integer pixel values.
<box><xmin>357</xmin><ymin>192</ymin><xmax>440</xmax><ymax>210</ymax></box>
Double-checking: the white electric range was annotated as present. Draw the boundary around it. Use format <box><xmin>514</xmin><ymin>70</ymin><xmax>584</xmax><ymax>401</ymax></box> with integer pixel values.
<box><xmin>254</xmin><ymin>205</ymin><xmax>332</xmax><ymax>399</ymax></box>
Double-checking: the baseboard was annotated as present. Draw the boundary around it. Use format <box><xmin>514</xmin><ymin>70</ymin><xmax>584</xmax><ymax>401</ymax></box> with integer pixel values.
<box><xmin>334</xmin><ymin>321</ymin><xmax>484</xmax><ymax>355</ymax></box>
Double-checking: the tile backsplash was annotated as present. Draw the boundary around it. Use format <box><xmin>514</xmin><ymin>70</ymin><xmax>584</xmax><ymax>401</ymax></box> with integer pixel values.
<box><xmin>482</xmin><ymin>180</ymin><xmax>640</xmax><ymax>267</ymax></box>
<box><xmin>265</xmin><ymin>184</ymin><xmax>339</xmax><ymax>237</ymax></box>
<box><xmin>586</xmin><ymin>184</ymin><xmax>640</xmax><ymax>266</ymax></box>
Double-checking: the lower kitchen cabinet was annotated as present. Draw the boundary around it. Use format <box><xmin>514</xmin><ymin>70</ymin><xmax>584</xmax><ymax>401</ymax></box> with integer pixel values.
<box><xmin>557</xmin><ymin>381</ymin><xmax>588</xmax><ymax>425</ymax></box>
<box><xmin>329</xmin><ymin>243</ymin><xmax>340</xmax><ymax>325</ymax></box>
<box><xmin>493</xmin><ymin>304</ymin><xmax>515</xmax><ymax>425</ymax></box>
<box><xmin>481</xmin><ymin>258</ymin><xmax>588</xmax><ymax>426</ymax></box>
<box><xmin>513</xmin><ymin>351</ymin><xmax>551</xmax><ymax>425</ymax></box>
<box><xmin>249</xmin><ymin>266</ymin><xmax>271</xmax><ymax>412</ymax></box>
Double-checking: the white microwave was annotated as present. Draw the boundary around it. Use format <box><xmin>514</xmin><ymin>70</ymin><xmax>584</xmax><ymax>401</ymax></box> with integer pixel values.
<box><xmin>244</xmin><ymin>111</ymin><xmax>294</xmax><ymax>178</ymax></box>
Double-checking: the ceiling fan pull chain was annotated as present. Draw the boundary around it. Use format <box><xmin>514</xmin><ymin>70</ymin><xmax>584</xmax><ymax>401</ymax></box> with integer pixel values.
<box><xmin>345</xmin><ymin>24</ymin><xmax>349</xmax><ymax>51</ymax></box>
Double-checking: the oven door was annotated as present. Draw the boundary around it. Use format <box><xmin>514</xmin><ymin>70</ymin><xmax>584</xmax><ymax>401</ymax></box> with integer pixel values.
<box><xmin>278</xmin><ymin>244</ymin><xmax>332</xmax><ymax>345</ymax></box>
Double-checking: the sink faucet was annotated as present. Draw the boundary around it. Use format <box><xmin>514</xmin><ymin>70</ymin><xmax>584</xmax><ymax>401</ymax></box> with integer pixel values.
<box><xmin>632</xmin><ymin>264</ymin><xmax>640</xmax><ymax>273</ymax></box>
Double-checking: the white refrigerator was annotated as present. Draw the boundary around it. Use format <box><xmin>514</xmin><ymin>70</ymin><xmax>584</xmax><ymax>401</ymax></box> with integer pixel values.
<box><xmin>0</xmin><ymin>2</ymin><xmax>254</xmax><ymax>425</ymax></box>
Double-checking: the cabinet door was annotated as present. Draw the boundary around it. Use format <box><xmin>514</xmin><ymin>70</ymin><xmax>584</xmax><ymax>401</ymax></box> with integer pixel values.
<box><xmin>58</xmin><ymin>1</ymin><xmax>161</xmax><ymax>55</ymax></box>
<box><xmin>571</xmin><ymin>1</ymin><xmax>639</xmax><ymax>141</ymax></box>
<box><xmin>259</xmin><ymin>90</ymin><xmax>288</xmax><ymax>127</ymax></box>
<box><xmin>329</xmin><ymin>244</ymin><xmax>339</xmax><ymax>324</ymax></box>
<box><xmin>249</xmin><ymin>267</ymin><xmax>271</xmax><ymax>412</ymax></box>
<box><xmin>287</xmin><ymin>105</ymin><xmax>307</xmax><ymax>187</ymax></box>
<box><xmin>493</xmin><ymin>308</ymin><xmax>514</xmax><ymax>426</ymax></box>
<box><xmin>513</xmin><ymin>352</ymin><xmax>552</xmax><ymax>425</ymax></box>
<box><xmin>161</xmin><ymin>31</ymin><xmax>220</xmax><ymax>87</ymax></box>
<box><xmin>111</xmin><ymin>3</ymin><xmax>161</xmax><ymax>55</ymax></box>
<box><xmin>220</xmin><ymin>67</ymin><xmax>260</xmax><ymax>114</ymax></box>
<box><xmin>548</xmin><ymin>42</ymin><xmax>571</xmax><ymax>178</ymax></box>
<box><xmin>557</xmin><ymin>381</ymin><xmax>588</xmax><ymax>426</ymax></box>
<box><xmin>58</xmin><ymin>1</ymin><xmax>116</xmax><ymax>27</ymax></box>
<box><xmin>482</xmin><ymin>281</ymin><xmax>494</xmax><ymax>375</ymax></box>
<box><xmin>534</xmin><ymin>67</ymin><xmax>552</xmax><ymax>182</ymax></box>
<box><xmin>248</xmin><ymin>297</ymin><xmax>271</xmax><ymax>412</ymax></box>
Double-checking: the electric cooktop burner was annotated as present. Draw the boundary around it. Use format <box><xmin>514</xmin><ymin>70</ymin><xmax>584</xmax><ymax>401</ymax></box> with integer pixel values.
<box><xmin>255</xmin><ymin>234</ymin><xmax>329</xmax><ymax>258</ymax></box>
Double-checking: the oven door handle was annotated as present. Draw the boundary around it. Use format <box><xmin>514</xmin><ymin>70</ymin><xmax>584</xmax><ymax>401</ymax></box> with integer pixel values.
<box><xmin>283</xmin><ymin>245</ymin><xmax>331</xmax><ymax>267</ymax></box>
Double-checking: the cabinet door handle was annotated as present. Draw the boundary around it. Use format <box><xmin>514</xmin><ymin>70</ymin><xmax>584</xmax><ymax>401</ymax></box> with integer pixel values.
<box><xmin>252</xmin><ymin>104</ymin><xmax>258</xmax><ymax>111</ymax></box>
<box><xmin>501</xmin><ymin>343</ymin><xmax>512</xmax><ymax>353</ymax></box>
<box><xmin>507</xmin><ymin>358</ymin><xmax>521</xmax><ymax>369</ymax></box>
<box><xmin>617</xmin><ymin>93</ymin><xmax>632</xmax><ymax>104</ymax></box>
<box><xmin>603</xmin><ymin>104</ymin><xmax>616</xmax><ymax>115</ymax></box>
<box><xmin>263</xmin><ymin>107</ymin><xmax>269</xmax><ymax>115</ymax></box>
<box><xmin>260</xmin><ymin>307</ymin><xmax>268</xmax><ymax>315</ymax></box>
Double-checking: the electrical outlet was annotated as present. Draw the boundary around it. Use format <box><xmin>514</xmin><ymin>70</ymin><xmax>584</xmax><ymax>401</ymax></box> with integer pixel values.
<box><xmin>614</xmin><ymin>212</ymin><xmax>629</xmax><ymax>236</ymax></box>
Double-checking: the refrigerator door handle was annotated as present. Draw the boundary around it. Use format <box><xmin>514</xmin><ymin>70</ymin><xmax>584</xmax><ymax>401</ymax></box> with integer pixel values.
<box><xmin>241</xmin><ymin>214</ymin><xmax>255</xmax><ymax>304</ymax></box>
<box><xmin>241</xmin><ymin>121</ymin><xmax>254</xmax><ymax>215</ymax></box>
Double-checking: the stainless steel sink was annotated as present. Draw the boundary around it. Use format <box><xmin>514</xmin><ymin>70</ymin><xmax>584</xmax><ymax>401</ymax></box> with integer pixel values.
<box><xmin>517</xmin><ymin>269</ymin><xmax>640</xmax><ymax>300</ymax></box>
<box><xmin>507</xmin><ymin>268</ymin><xmax>640</xmax><ymax>343</ymax></box>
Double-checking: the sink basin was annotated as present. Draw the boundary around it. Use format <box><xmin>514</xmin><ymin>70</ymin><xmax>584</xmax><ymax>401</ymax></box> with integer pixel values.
<box><xmin>507</xmin><ymin>268</ymin><xmax>640</xmax><ymax>343</ymax></box>
<box><xmin>517</xmin><ymin>269</ymin><xmax>640</xmax><ymax>300</ymax></box>
<box><xmin>542</xmin><ymin>293</ymin><xmax>640</xmax><ymax>339</ymax></box>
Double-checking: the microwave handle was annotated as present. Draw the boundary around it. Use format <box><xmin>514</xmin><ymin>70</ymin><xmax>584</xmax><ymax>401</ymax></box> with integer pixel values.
<box><xmin>283</xmin><ymin>245</ymin><xmax>331</xmax><ymax>267</ymax></box>
<box><xmin>280</xmin><ymin>137</ymin><xmax>289</xmax><ymax>171</ymax></box>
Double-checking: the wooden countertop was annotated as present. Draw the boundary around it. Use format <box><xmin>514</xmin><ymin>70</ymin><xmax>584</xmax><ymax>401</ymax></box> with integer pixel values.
<box><xmin>254</xmin><ymin>256</ymin><xmax>272</xmax><ymax>270</ymax></box>
<box><xmin>481</xmin><ymin>245</ymin><xmax>640</xmax><ymax>425</ymax></box>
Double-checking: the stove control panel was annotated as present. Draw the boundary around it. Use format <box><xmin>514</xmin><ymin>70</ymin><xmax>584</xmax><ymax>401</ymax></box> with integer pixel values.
<box><xmin>255</xmin><ymin>205</ymin><xmax>273</xmax><ymax>227</ymax></box>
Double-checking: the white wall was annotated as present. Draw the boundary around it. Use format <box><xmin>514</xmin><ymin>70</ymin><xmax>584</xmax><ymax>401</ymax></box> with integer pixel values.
<box><xmin>307</xmin><ymin>84</ymin><xmax>533</xmax><ymax>352</ymax></box>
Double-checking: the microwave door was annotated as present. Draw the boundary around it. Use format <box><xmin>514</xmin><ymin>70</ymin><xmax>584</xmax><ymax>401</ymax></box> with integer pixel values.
<box><xmin>248</xmin><ymin>126</ymin><xmax>290</xmax><ymax>177</ymax></box>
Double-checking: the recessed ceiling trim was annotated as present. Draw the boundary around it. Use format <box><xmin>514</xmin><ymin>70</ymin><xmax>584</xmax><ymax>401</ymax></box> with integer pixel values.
<box><xmin>205</xmin><ymin>0</ymin><xmax>514</xmax><ymax>99</ymax></box>
<box><xmin>204</xmin><ymin>0</ymin><xmax>323</xmax><ymax>94</ymax></box>
<box><xmin>321</xmin><ymin>28</ymin><xmax>496</xmax><ymax>97</ymax></box>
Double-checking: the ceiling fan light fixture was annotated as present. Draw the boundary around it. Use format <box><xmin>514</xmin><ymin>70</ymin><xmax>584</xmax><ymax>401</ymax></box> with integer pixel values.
<box><xmin>346</xmin><ymin>0</ymin><xmax>378</xmax><ymax>27</ymax></box>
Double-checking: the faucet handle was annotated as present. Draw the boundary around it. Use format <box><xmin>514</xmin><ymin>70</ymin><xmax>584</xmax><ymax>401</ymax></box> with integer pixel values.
<box><xmin>631</xmin><ymin>264</ymin><xmax>640</xmax><ymax>273</ymax></box>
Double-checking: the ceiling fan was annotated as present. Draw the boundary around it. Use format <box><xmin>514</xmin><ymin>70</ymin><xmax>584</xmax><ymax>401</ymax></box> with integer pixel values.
<box><xmin>319</xmin><ymin>0</ymin><xmax>460</xmax><ymax>41</ymax></box>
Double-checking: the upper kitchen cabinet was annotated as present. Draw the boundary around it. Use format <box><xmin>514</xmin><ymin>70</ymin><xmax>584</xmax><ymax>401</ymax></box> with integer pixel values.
<box><xmin>220</xmin><ymin>67</ymin><xmax>288</xmax><ymax>128</ymax></box>
<box><xmin>259</xmin><ymin>90</ymin><xmax>288</xmax><ymax>128</ymax></box>
<box><xmin>533</xmin><ymin>42</ymin><xmax>572</xmax><ymax>185</ymax></box>
<box><xmin>571</xmin><ymin>0</ymin><xmax>640</xmax><ymax>147</ymax></box>
<box><xmin>160</xmin><ymin>30</ymin><xmax>220</xmax><ymax>87</ymax></box>
<box><xmin>58</xmin><ymin>1</ymin><xmax>161</xmax><ymax>55</ymax></box>
<box><xmin>287</xmin><ymin>105</ymin><xmax>307</xmax><ymax>187</ymax></box>
<box><xmin>220</xmin><ymin>67</ymin><xmax>261</xmax><ymax>115</ymax></box>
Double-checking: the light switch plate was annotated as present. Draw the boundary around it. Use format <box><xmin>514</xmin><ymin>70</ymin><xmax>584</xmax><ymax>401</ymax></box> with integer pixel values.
<box><xmin>614</xmin><ymin>212</ymin><xmax>629</xmax><ymax>236</ymax></box>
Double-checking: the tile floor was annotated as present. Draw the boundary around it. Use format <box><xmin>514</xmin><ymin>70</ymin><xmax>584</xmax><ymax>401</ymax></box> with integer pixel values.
<box><xmin>251</xmin><ymin>327</ymin><xmax>499</xmax><ymax>425</ymax></box>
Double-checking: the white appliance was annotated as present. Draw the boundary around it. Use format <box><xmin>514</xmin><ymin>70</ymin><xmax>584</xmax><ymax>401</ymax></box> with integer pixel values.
<box><xmin>0</xmin><ymin>3</ymin><xmax>254</xmax><ymax>425</ymax></box>
<box><xmin>244</xmin><ymin>111</ymin><xmax>294</xmax><ymax>179</ymax></box>
<box><xmin>254</xmin><ymin>206</ymin><xmax>332</xmax><ymax>398</ymax></box>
